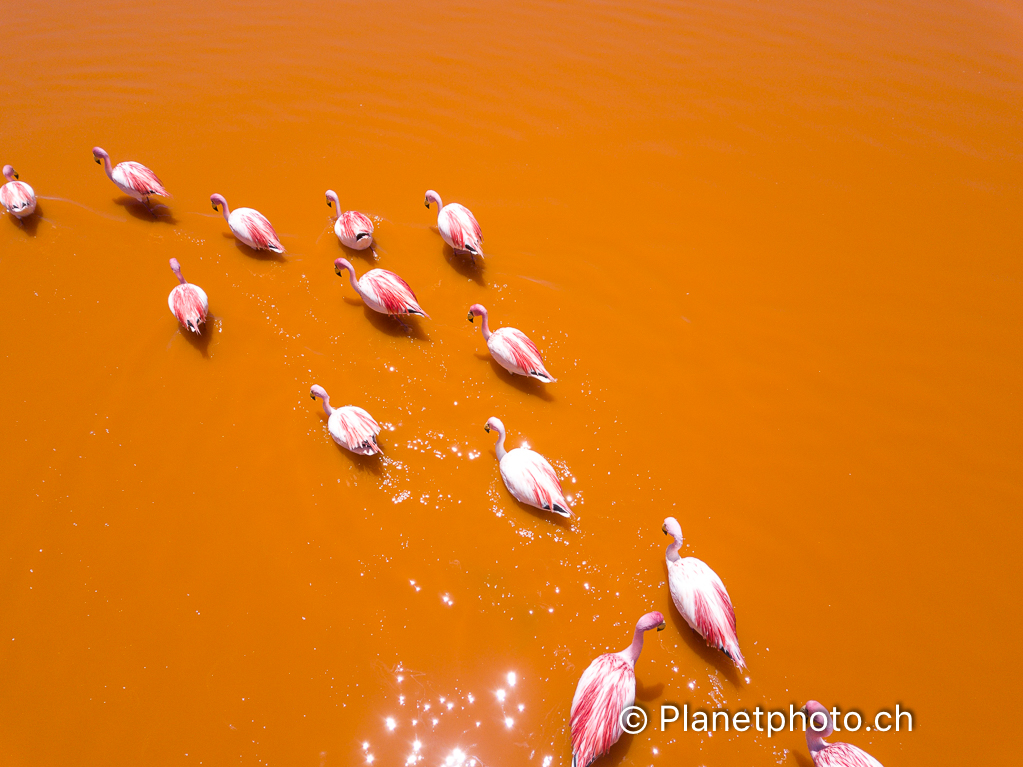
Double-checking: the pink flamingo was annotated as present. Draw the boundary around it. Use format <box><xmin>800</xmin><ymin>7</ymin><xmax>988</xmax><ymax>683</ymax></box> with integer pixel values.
<box><xmin>325</xmin><ymin>190</ymin><xmax>374</xmax><ymax>250</ymax></box>
<box><xmin>167</xmin><ymin>258</ymin><xmax>208</xmax><ymax>334</ymax></box>
<box><xmin>424</xmin><ymin>190</ymin><xmax>483</xmax><ymax>263</ymax></box>
<box><xmin>1</xmin><ymin>166</ymin><xmax>37</xmax><ymax>220</ymax></box>
<box><xmin>310</xmin><ymin>384</ymin><xmax>383</xmax><ymax>455</ymax></box>
<box><xmin>210</xmin><ymin>193</ymin><xmax>284</xmax><ymax>253</ymax></box>
<box><xmin>333</xmin><ymin>258</ymin><xmax>428</xmax><ymax>320</ymax></box>
<box><xmin>92</xmin><ymin>147</ymin><xmax>169</xmax><ymax>206</ymax></box>
<box><xmin>803</xmin><ymin>701</ymin><xmax>883</xmax><ymax>767</ymax></box>
<box><xmin>662</xmin><ymin>517</ymin><xmax>745</xmax><ymax>669</ymax></box>
<box><xmin>468</xmin><ymin>304</ymin><xmax>556</xmax><ymax>382</ymax></box>
<box><xmin>484</xmin><ymin>417</ymin><xmax>571</xmax><ymax>517</ymax></box>
<box><xmin>570</xmin><ymin>611</ymin><xmax>666</xmax><ymax>767</ymax></box>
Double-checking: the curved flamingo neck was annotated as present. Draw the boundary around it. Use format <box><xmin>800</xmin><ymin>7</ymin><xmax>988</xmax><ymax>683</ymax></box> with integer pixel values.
<box><xmin>317</xmin><ymin>393</ymin><xmax>334</xmax><ymax>415</ymax></box>
<box><xmin>806</xmin><ymin>731</ymin><xmax>830</xmax><ymax>756</ymax></box>
<box><xmin>339</xmin><ymin>262</ymin><xmax>363</xmax><ymax>298</ymax></box>
<box><xmin>477</xmin><ymin>307</ymin><xmax>492</xmax><ymax>340</ymax></box>
<box><xmin>427</xmin><ymin>191</ymin><xmax>443</xmax><ymax>210</ymax></box>
<box><xmin>2</xmin><ymin>166</ymin><xmax>15</xmax><ymax>182</ymax></box>
<box><xmin>619</xmin><ymin>626</ymin><xmax>647</xmax><ymax>667</ymax></box>
<box><xmin>666</xmin><ymin>535</ymin><xmax>682</xmax><ymax>562</ymax></box>
<box><xmin>326</xmin><ymin>190</ymin><xmax>340</xmax><ymax>215</ymax></box>
<box><xmin>218</xmin><ymin>200</ymin><xmax>231</xmax><ymax>220</ymax></box>
<box><xmin>172</xmin><ymin>268</ymin><xmax>187</xmax><ymax>285</ymax></box>
<box><xmin>492</xmin><ymin>424</ymin><xmax>507</xmax><ymax>460</ymax></box>
<box><xmin>100</xmin><ymin>154</ymin><xmax>114</xmax><ymax>180</ymax></box>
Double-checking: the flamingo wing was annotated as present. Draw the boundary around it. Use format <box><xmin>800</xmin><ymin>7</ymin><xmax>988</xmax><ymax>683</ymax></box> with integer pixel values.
<box><xmin>500</xmin><ymin>448</ymin><xmax>571</xmax><ymax>516</ymax></box>
<box><xmin>490</xmin><ymin>327</ymin><xmax>556</xmax><ymax>381</ymax></box>
<box><xmin>0</xmin><ymin>181</ymin><xmax>35</xmax><ymax>213</ymax></box>
<box><xmin>331</xmin><ymin>406</ymin><xmax>382</xmax><ymax>455</ymax></box>
<box><xmin>115</xmin><ymin>161</ymin><xmax>169</xmax><ymax>197</ymax></box>
<box><xmin>668</xmin><ymin>558</ymin><xmax>745</xmax><ymax>668</ymax></box>
<box><xmin>570</xmin><ymin>653</ymin><xmax>634</xmax><ymax>767</ymax></box>
<box><xmin>339</xmin><ymin>210</ymin><xmax>374</xmax><ymax>241</ymax></box>
<box><xmin>236</xmin><ymin>209</ymin><xmax>284</xmax><ymax>252</ymax></box>
<box><xmin>815</xmin><ymin>742</ymin><xmax>884</xmax><ymax>767</ymax></box>
<box><xmin>442</xmin><ymin>203</ymin><xmax>483</xmax><ymax>254</ymax></box>
<box><xmin>168</xmin><ymin>284</ymin><xmax>208</xmax><ymax>333</ymax></box>
<box><xmin>361</xmin><ymin>269</ymin><xmax>428</xmax><ymax>317</ymax></box>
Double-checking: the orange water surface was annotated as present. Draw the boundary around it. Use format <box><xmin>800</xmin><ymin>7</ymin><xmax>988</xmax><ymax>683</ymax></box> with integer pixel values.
<box><xmin>2</xmin><ymin>0</ymin><xmax>1021</xmax><ymax>765</ymax></box>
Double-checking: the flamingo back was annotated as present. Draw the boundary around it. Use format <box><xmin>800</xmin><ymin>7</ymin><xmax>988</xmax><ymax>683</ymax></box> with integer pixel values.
<box><xmin>168</xmin><ymin>284</ymin><xmax>209</xmax><ymax>333</ymax></box>
<box><xmin>668</xmin><ymin>557</ymin><xmax>745</xmax><ymax>668</ymax></box>
<box><xmin>489</xmin><ymin>327</ymin><xmax>555</xmax><ymax>381</ymax></box>
<box><xmin>330</xmin><ymin>406</ymin><xmax>382</xmax><ymax>455</ymax></box>
<box><xmin>234</xmin><ymin>208</ymin><xmax>284</xmax><ymax>252</ymax></box>
<box><xmin>0</xmin><ymin>180</ymin><xmax>36</xmax><ymax>215</ymax></box>
<box><xmin>114</xmin><ymin>161</ymin><xmax>169</xmax><ymax>197</ymax></box>
<box><xmin>337</xmin><ymin>210</ymin><xmax>374</xmax><ymax>241</ymax></box>
<box><xmin>360</xmin><ymin>269</ymin><xmax>427</xmax><ymax>316</ymax></box>
<box><xmin>814</xmin><ymin>742</ymin><xmax>884</xmax><ymax>767</ymax></box>
<box><xmin>441</xmin><ymin>203</ymin><xmax>483</xmax><ymax>253</ymax></box>
<box><xmin>570</xmin><ymin>653</ymin><xmax>635</xmax><ymax>767</ymax></box>
<box><xmin>500</xmin><ymin>448</ymin><xmax>570</xmax><ymax>516</ymax></box>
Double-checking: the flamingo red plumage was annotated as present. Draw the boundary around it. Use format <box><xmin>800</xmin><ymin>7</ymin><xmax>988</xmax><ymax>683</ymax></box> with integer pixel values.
<box><xmin>310</xmin><ymin>384</ymin><xmax>383</xmax><ymax>455</ymax></box>
<box><xmin>662</xmin><ymin>516</ymin><xmax>745</xmax><ymax>668</ymax></box>
<box><xmin>1</xmin><ymin>165</ymin><xmax>37</xmax><ymax>220</ymax></box>
<box><xmin>333</xmin><ymin>258</ymin><xmax>428</xmax><ymax>319</ymax></box>
<box><xmin>167</xmin><ymin>258</ymin><xmax>208</xmax><ymax>334</ymax></box>
<box><xmin>210</xmin><ymin>193</ymin><xmax>284</xmax><ymax>253</ymax></box>
<box><xmin>92</xmin><ymin>147</ymin><xmax>169</xmax><ymax>206</ymax></box>
<box><xmin>468</xmin><ymin>304</ymin><xmax>556</xmax><ymax>383</ymax></box>
<box><xmin>570</xmin><ymin>611</ymin><xmax>666</xmax><ymax>767</ymax></box>
<box><xmin>325</xmin><ymin>190</ymin><xmax>374</xmax><ymax>250</ymax></box>
<box><xmin>484</xmin><ymin>417</ymin><xmax>571</xmax><ymax>517</ymax></box>
<box><xmin>424</xmin><ymin>190</ymin><xmax>483</xmax><ymax>263</ymax></box>
<box><xmin>803</xmin><ymin>701</ymin><xmax>884</xmax><ymax>767</ymax></box>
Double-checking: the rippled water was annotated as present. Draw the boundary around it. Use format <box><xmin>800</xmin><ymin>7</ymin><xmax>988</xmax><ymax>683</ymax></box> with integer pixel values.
<box><xmin>1</xmin><ymin>0</ymin><xmax>1020</xmax><ymax>765</ymax></box>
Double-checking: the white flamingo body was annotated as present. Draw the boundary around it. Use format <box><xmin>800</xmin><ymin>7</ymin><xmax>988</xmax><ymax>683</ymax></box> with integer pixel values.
<box><xmin>229</xmin><ymin>207</ymin><xmax>284</xmax><ymax>252</ymax></box>
<box><xmin>167</xmin><ymin>259</ymin><xmax>208</xmax><ymax>334</ymax></box>
<box><xmin>425</xmin><ymin>190</ymin><xmax>483</xmax><ymax>258</ymax></box>
<box><xmin>310</xmin><ymin>385</ymin><xmax>383</xmax><ymax>456</ymax></box>
<box><xmin>468</xmin><ymin>304</ymin><xmax>555</xmax><ymax>382</ymax></box>
<box><xmin>485</xmin><ymin>417</ymin><xmax>570</xmax><ymax>517</ymax></box>
<box><xmin>335</xmin><ymin>258</ymin><xmax>428</xmax><ymax>318</ymax></box>
<box><xmin>93</xmin><ymin>148</ymin><xmax>169</xmax><ymax>203</ymax></box>
<box><xmin>325</xmin><ymin>191</ymin><xmax>374</xmax><ymax>250</ymax></box>
<box><xmin>1</xmin><ymin>166</ymin><xmax>36</xmax><ymax>218</ymax></box>
<box><xmin>663</xmin><ymin>517</ymin><xmax>745</xmax><ymax>668</ymax></box>
<box><xmin>804</xmin><ymin>701</ymin><xmax>883</xmax><ymax>767</ymax></box>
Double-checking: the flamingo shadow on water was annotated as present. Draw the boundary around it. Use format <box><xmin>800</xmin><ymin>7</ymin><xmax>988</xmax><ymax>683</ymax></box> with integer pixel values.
<box><xmin>6</xmin><ymin>207</ymin><xmax>41</xmax><ymax>236</ymax></box>
<box><xmin>115</xmin><ymin>196</ymin><xmax>177</xmax><ymax>224</ymax></box>
<box><xmin>167</xmin><ymin>314</ymin><xmax>214</xmax><ymax>358</ymax></box>
<box><xmin>438</xmin><ymin>237</ymin><xmax>486</xmax><ymax>286</ymax></box>
<box><xmin>475</xmin><ymin>353</ymin><xmax>554</xmax><ymax>402</ymax></box>
<box><xmin>666</xmin><ymin>605</ymin><xmax>744</xmax><ymax>687</ymax></box>
<box><xmin>225</xmin><ymin>232</ymin><xmax>286</xmax><ymax>262</ymax></box>
<box><xmin>311</xmin><ymin>411</ymin><xmax>386</xmax><ymax>477</ymax></box>
<box><xmin>493</xmin><ymin>476</ymin><xmax>575</xmax><ymax>531</ymax></box>
<box><xmin>791</xmin><ymin>752</ymin><xmax>814</xmax><ymax>767</ymax></box>
<box><xmin>339</xmin><ymin>296</ymin><xmax>429</xmax><ymax>341</ymax></box>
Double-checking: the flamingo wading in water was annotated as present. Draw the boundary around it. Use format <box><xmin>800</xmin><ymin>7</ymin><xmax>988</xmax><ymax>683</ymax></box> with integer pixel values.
<box><xmin>468</xmin><ymin>304</ymin><xmax>556</xmax><ymax>382</ymax></box>
<box><xmin>484</xmin><ymin>417</ymin><xmax>571</xmax><ymax>517</ymax></box>
<box><xmin>325</xmin><ymin>190</ymin><xmax>374</xmax><ymax>250</ymax></box>
<box><xmin>333</xmin><ymin>258</ymin><xmax>428</xmax><ymax>321</ymax></box>
<box><xmin>210</xmin><ymin>193</ymin><xmax>284</xmax><ymax>253</ymax></box>
<box><xmin>570</xmin><ymin>611</ymin><xmax>666</xmax><ymax>767</ymax></box>
<box><xmin>802</xmin><ymin>701</ymin><xmax>884</xmax><ymax>767</ymax></box>
<box><xmin>424</xmin><ymin>190</ymin><xmax>483</xmax><ymax>263</ymax></box>
<box><xmin>92</xmin><ymin>147</ymin><xmax>169</xmax><ymax>206</ymax></box>
<box><xmin>1</xmin><ymin>165</ymin><xmax>37</xmax><ymax>220</ymax></box>
<box><xmin>662</xmin><ymin>516</ymin><xmax>746</xmax><ymax>669</ymax></box>
<box><xmin>167</xmin><ymin>258</ymin><xmax>208</xmax><ymax>334</ymax></box>
<box><xmin>310</xmin><ymin>384</ymin><xmax>383</xmax><ymax>455</ymax></box>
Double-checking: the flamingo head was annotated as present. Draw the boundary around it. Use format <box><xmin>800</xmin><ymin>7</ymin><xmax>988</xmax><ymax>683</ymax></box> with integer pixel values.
<box><xmin>484</xmin><ymin>416</ymin><xmax>505</xmax><ymax>436</ymax></box>
<box><xmin>467</xmin><ymin>303</ymin><xmax>486</xmax><ymax>323</ymax></box>
<box><xmin>325</xmin><ymin>189</ymin><xmax>339</xmax><ymax>209</ymax></box>
<box><xmin>169</xmin><ymin>258</ymin><xmax>182</xmax><ymax>274</ymax></box>
<box><xmin>210</xmin><ymin>193</ymin><xmax>227</xmax><ymax>212</ymax></box>
<box><xmin>424</xmin><ymin>189</ymin><xmax>442</xmax><ymax>209</ymax></box>
<box><xmin>310</xmin><ymin>384</ymin><xmax>328</xmax><ymax>402</ymax></box>
<box><xmin>334</xmin><ymin>257</ymin><xmax>353</xmax><ymax>278</ymax></box>
<box><xmin>662</xmin><ymin>516</ymin><xmax>683</xmax><ymax>542</ymax></box>
<box><xmin>636</xmin><ymin>611</ymin><xmax>667</xmax><ymax>633</ymax></box>
<box><xmin>2</xmin><ymin>165</ymin><xmax>17</xmax><ymax>181</ymax></box>
<box><xmin>92</xmin><ymin>147</ymin><xmax>109</xmax><ymax>165</ymax></box>
<box><xmin>801</xmin><ymin>700</ymin><xmax>833</xmax><ymax>737</ymax></box>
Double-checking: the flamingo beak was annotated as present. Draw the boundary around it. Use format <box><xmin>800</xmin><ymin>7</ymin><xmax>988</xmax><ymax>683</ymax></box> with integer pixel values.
<box><xmin>334</xmin><ymin>266</ymin><xmax>342</xmax><ymax>277</ymax></box>
<box><xmin>661</xmin><ymin>523</ymin><xmax>668</xmax><ymax>535</ymax></box>
<box><xmin>13</xmin><ymin>171</ymin><xmax>18</xmax><ymax>179</ymax></box>
<box><xmin>94</xmin><ymin>157</ymin><xmax>101</xmax><ymax>164</ymax></box>
<box><xmin>310</xmin><ymin>392</ymin><xmax>316</xmax><ymax>400</ymax></box>
<box><xmin>327</xmin><ymin>199</ymin><xmax>332</xmax><ymax>207</ymax></box>
<box><xmin>212</xmin><ymin>203</ymin><xmax>218</xmax><ymax>211</ymax></box>
<box><xmin>484</xmin><ymin>424</ymin><xmax>491</xmax><ymax>433</ymax></box>
<box><xmin>467</xmin><ymin>312</ymin><xmax>474</xmax><ymax>322</ymax></box>
<box><xmin>424</xmin><ymin>199</ymin><xmax>430</xmax><ymax>208</ymax></box>
<box><xmin>657</xmin><ymin>621</ymin><xmax>666</xmax><ymax>631</ymax></box>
